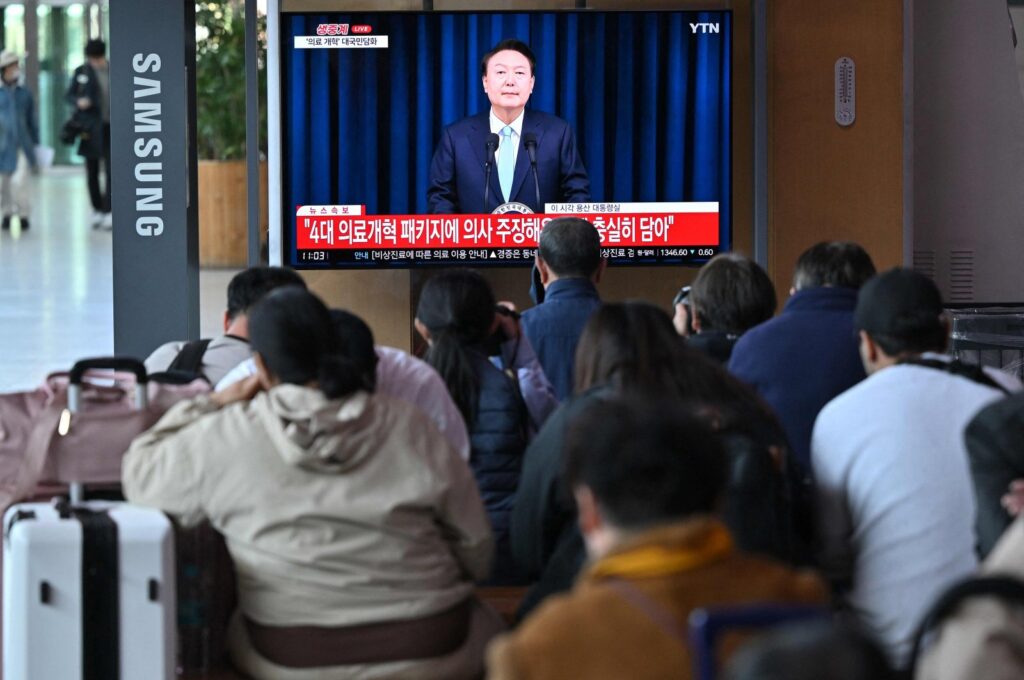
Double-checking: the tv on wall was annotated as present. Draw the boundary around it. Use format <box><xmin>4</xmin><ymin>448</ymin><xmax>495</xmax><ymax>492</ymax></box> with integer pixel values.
<box><xmin>268</xmin><ymin>6</ymin><xmax>732</xmax><ymax>269</ymax></box>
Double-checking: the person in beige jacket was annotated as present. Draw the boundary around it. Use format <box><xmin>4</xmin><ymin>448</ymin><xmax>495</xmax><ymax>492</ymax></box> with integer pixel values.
<box><xmin>123</xmin><ymin>287</ymin><xmax>502</xmax><ymax>680</ymax></box>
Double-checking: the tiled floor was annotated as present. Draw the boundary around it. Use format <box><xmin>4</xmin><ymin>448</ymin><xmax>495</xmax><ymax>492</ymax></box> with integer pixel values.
<box><xmin>0</xmin><ymin>166</ymin><xmax>240</xmax><ymax>391</ymax></box>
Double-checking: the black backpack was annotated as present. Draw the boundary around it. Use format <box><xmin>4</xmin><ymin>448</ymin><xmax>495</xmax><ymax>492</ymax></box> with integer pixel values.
<box><xmin>148</xmin><ymin>339</ymin><xmax>213</xmax><ymax>385</ymax></box>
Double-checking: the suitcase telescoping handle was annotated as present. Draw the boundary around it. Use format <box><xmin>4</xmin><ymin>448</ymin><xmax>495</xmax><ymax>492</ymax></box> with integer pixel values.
<box><xmin>66</xmin><ymin>357</ymin><xmax>148</xmax><ymax>504</ymax></box>
<box><xmin>68</xmin><ymin>357</ymin><xmax>149</xmax><ymax>413</ymax></box>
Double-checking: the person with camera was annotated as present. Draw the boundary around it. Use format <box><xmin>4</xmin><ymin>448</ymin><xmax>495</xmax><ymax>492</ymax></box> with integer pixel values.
<box><xmin>65</xmin><ymin>39</ymin><xmax>110</xmax><ymax>230</ymax></box>
<box><xmin>0</xmin><ymin>50</ymin><xmax>38</xmax><ymax>232</ymax></box>
<box><xmin>417</xmin><ymin>269</ymin><xmax>557</xmax><ymax>585</ymax></box>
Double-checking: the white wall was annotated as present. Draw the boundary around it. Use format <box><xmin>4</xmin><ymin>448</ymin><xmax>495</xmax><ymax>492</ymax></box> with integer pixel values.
<box><xmin>913</xmin><ymin>0</ymin><xmax>1024</xmax><ymax>302</ymax></box>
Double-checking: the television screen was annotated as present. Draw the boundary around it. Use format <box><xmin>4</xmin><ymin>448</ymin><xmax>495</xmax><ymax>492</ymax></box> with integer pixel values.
<box><xmin>274</xmin><ymin>10</ymin><xmax>731</xmax><ymax>269</ymax></box>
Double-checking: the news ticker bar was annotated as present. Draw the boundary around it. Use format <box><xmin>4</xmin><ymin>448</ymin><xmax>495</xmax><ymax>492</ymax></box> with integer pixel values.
<box><xmin>296</xmin><ymin>245</ymin><xmax>719</xmax><ymax>267</ymax></box>
<box><xmin>295</xmin><ymin>212</ymin><xmax>720</xmax><ymax>251</ymax></box>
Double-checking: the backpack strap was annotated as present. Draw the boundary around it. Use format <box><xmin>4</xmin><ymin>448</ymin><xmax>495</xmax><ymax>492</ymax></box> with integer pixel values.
<box><xmin>167</xmin><ymin>338</ymin><xmax>213</xmax><ymax>376</ymax></box>
<box><xmin>908</xmin><ymin>574</ymin><xmax>1024</xmax><ymax>676</ymax></box>
<box><xmin>605</xmin><ymin>578</ymin><xmax>690</xmax><ymax>649</ymax></box>
<box><xmin>901</xmin><ymin>357</ymin><xmax>1011</xmax><ymax>395</ymax></box>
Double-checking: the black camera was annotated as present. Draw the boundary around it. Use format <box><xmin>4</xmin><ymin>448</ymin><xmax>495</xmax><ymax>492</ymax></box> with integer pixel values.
<box><xmin>485</xmin><ymin>304</ymin><xmax>520</xmax><ymax>355</ymax></box>
<box><xmin>672</xmin><ymin>285</ymin><xmax>695</xmax><ymax>336</ymax></box>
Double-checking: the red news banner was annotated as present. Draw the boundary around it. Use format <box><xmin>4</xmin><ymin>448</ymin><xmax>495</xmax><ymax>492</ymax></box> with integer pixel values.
<box><xmin>295</xmin><ymin>202</ymin><xmax>720</xmax><ymax>252</ymax></box>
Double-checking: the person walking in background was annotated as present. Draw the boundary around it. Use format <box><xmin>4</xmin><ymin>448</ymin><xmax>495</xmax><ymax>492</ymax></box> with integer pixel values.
<box><xmin>66</xmin><ymin>38</ymin><xmax>110</xmax><ymax>230</ymax></box>
<box><xmin>0</xmin><ymin>50</ymin><xmax>38</xmax><ymax>232</ymax></box>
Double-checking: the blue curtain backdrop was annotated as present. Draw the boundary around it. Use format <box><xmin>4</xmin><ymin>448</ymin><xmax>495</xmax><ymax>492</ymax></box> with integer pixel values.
<box><xmin>284</xmin><ymin>11</ymin><xmax>730</xmax><ymax>240</ymax></box>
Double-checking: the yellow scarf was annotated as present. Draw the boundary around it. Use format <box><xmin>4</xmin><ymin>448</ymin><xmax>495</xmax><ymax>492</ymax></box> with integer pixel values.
<box><xmin>587</xmin><ymin>521</ymin><xmax>734</xmax><ymax>581</ymax></box>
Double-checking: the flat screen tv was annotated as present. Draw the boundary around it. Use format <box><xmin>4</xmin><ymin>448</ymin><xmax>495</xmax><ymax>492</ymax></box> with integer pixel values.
<box><xmin>268</xmin><ymin>6</ymin><xmax>731</xmax><ymax>269</ymax></box>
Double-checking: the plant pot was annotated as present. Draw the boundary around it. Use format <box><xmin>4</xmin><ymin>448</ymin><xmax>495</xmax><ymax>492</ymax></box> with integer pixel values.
<box><xmin>198</xmin><ymin>159</ymin><xmax>268</xmax><ymax>267</ymax></box>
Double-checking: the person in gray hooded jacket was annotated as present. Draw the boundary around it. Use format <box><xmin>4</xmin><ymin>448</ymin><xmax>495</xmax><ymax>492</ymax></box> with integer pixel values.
<box><xmin>124</xmin><ymin>287</ymin><xmax>502</xmax><ymax>680</ymax></box>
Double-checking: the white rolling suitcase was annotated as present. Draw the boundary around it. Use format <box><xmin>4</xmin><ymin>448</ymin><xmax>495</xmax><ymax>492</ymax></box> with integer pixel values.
<box><xmin>2</xmin><ymin>499</ymin><xmax>176</xmax><ymax>679</ymax></box>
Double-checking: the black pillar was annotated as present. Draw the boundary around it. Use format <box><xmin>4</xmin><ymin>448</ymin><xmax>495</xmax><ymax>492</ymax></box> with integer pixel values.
<box><xmin>110</xmin><ymin>0</ymin><xmax>199</xmax><ymax>357</ymax></box>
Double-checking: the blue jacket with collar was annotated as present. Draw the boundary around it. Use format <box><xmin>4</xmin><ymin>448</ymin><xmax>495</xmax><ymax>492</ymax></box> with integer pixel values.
<box><xmin>520</xmin><ymin>278</ymin><xmax>602</xmax><ymax>402</ymax></box>
<box><xmin>728</xmin><ymin>286</ymin><xmax>867</xmax><ymax>473</ymax></box>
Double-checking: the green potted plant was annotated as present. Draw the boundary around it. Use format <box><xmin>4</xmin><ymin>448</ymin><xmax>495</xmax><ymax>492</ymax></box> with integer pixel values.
<box><xmin>195</xmin><ymin>0</ymin><xmax>267</xmax><ymax>267</ymax></box>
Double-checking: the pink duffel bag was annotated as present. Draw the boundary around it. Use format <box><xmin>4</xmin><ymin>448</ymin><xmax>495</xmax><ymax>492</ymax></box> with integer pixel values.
<box><xmin>0</xmin><ymin>357</ymin><xmax>209</xmax><ymax>509</ymax></box>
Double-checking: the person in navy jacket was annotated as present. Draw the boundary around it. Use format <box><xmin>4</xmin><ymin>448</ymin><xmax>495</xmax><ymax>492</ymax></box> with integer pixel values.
<box><xmin>728</xmin><ymin>241</ymin><xmax>876</xmax><ymax>473</ymax></box>
<box><xmin>427</xmin><ymin>39</ymin><xmax>590</xmax><ymax>215</ymax></box>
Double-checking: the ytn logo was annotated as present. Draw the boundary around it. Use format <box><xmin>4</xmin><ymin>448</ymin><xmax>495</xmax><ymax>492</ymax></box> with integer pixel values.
<box><xmin>690</xmin><ymin>22</ymin><xmax>720</xmax><ymax>34</ymax></box>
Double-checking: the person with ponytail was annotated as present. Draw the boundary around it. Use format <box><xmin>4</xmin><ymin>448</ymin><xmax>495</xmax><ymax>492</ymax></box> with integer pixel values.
<box><xmin>124</xmin><ymin>287</ymin><xmax>503</xmax><ymax>680</ymax></box>
<box><xmin>416</xmin><ymin>269</ymin><xmax>557</xmax><ymax>585</ymax></box>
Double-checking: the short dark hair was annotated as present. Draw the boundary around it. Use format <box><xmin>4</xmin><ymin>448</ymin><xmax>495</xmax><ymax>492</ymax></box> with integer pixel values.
<box><xmin>690</xmin><ymin>253</ymin><xmax>776</xmax><ymax>334</ymax></box>
<box><xmin>564</xmin><ymin>397</ymin><xmax>728</xmax><ymax>529</ymax></box>
<box><xmin>329</xmin><ymin>309</ymin><xmax>378</xmax><ymax>392</ymax></box>
<box><xmin>725</xmin><ymin>622</ymin><xmax>896</xmax><ymax>680</ymax></box>
<box><xmin>85</xmin><ymin>39</ymin><xmax>106</xmax><ymax>58</ymax></box>
<box><xmin>480</xmin><ymin>39</ymin><xmax>536</xmax><ymax>77</ymax></box>
<box><xmin>793</xmin><ymin>241</ymin><xmax>876</xmax><ymax>291</ymax></box>
<box><xmin>226</xmin><ymin>266</ymin><xmax>306</xmax><ymax>321</ymax></box>
<box><xmin>538</xmin><ymin>217</ymin><xmax>602</xmax><ymax>279</ymax></box>
<box><xmin>248</xmin><ymin>288</ymin><xmax>364</xmax><ymax>400</ymax></box>
<box><xmin>854</xmin><ymin>268</ymin><xmax>947</xmax><ymax>356</ymax></box>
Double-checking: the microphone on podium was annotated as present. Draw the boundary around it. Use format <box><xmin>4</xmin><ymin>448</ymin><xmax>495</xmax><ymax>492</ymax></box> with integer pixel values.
<box><xmin>484</xmin><ymin>133</ymin><xmax>499</xmax><ymax>212</ymax></box>
<box><xmin>523</xmin><ymin>132</ymin><xmax>541</xmax><ymax>212</ymax></box>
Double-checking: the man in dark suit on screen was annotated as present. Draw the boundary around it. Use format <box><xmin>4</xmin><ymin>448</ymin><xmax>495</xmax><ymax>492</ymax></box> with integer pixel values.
<box><xmin>427</xmin><ymin>39</ymin><xmax>591</xmax><ymax>215</ymax></box>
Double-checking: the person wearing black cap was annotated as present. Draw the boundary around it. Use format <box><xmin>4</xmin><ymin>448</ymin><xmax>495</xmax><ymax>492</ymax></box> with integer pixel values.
<box><xmin>66</xmin><ymin>38</ymin><xmax>110</xmax><ymax>230</ymax></box>
<box><xmin>810</xmin><ymin>268</ymin><xmax>1020</xmax><ymax>670</ymax></box>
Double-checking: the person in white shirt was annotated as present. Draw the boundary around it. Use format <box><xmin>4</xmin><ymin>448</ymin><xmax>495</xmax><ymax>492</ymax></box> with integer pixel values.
<box><xmin>218</xmin><ymin>313</ymin><xmax>473</xmax><ymax>462</ymax></box>
<box><xmin>812</xmin><ymin>268</ymin><xmax>1018</xmax><ymax>668</ymax></box>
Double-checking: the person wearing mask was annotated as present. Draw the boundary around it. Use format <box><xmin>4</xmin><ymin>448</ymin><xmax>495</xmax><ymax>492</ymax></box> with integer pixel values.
<box><xmin>124</xmin><ymin>287</ymin><xmax>502</xmax><ymax>679</ymax></box>
<box><xmin>66</xmin><ymin>38</ymin><xmax>110</xmax><ymax>230</ymax></box>
<box><xmin>0</xmin><ymin>50</ymin><xmax>38</xmax><ymax>231</ymax></box>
